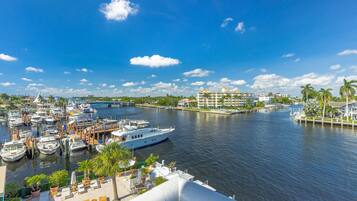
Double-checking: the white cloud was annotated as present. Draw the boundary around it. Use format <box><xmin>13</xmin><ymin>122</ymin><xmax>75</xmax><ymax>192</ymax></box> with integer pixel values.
<box><xmin>27</xmin><ymin>83</ymin><xmax>44</xmax><ymax>87</ymax></box>
<box><xmin>152</xmin><ymin>82</ymin><xmax>174</xmax><ymax>89</ymax></box>
<box><xmin>173</xmin><ymin>78</ymin><xmax>181</xmax><ymax>82</ymax></box>
<box><xmin>260</xmin><ymin>68</ymin><xmax>268</xmax><ymax>73</ymax></box>
<box><xmin>150</xmin><ymin>74</ymin><xmax>157</xmax><ymax>78</ymax></box>
<box><xmin>109</xmin><ymin>84</ymin><xmax>116</xmax><ymax>88</ymax></box>
<box><xmin>183</xmin><ymin>68</ymin><xmax>213</xmax><ymax>77</ymax></box>
<box><xmin>0</xmin><ymin>73</ymin><xmax>3</xmax><ymax>76</ymax></box>
<box><xmin>100</xmin><ymin>0</ymin><xmax>138</xmax><ymax>21</ymax></box>
<box><xmin>64</xmin><ymin>71</ymin><xmax>71</xmax><ymax>75</ymax></box>
<box><xmin>130</xmin><ymin>55</ymin><xmax>180</xmax><ymax>68</ymax></box>
<box><xmin>336</xmin><ymin>75</ymin><xmax>357</xmax><ymax>84</ymax></box>
<box><xmin>337</xmin><ymin>49</ymin><xmax>357</xmax><ymax>56</ymax></box>
<box><xmin>0</xmin><ymin>82</ymin><xmax>15</xmax><ymax>87</ymax></box>
<box><xmin>0</xmin><ymin>53</ymin><xmax>17</xmax><ymax>62</ymax></box>
<box><xmin>251</xmin><ymin>73</ymin><xmax>335</xmax><ymax>93</ymax></box>
<box><xmin>191</xmin><ymin>81</ymin><xmax>205</xmax><ymax>86</ymax></box>
<box><xmin>80</xmin><ymin>78</ymin><xmax>88</xmax><ymax>84</ymax></box>
<box><xmin>349</xmin><ymin>65</ymin><xmax>357</xmax><ymax>72</ymax></box>
<box><xmin>25</xmin><ymin>66</ymin><xmax>43</xmax><ymax>73</ymax></box>
<box><xmin>220</xmin><ymin>77</ymin><xmax>231</xmax><ymax>83</ymax></box>
<box><xmin>281</xmin><ymin>53</ymin><xmax>295</xmax><ymax>58</ymax></box>
<box><xmin>294</xmin><ymin>58</ymin><xmax>301</xmax><ymax>62</ymax></box>
<box><xmin>231</xmin><ymin>80</ymin><xmax>246</xmax><ymax>86</ymax></box>
<box><xmin>234</xmin><ymin>21</ymin><xmax>245</xmax><ymax>33</ymax></box>
<box><xmin>122</xmin><ymin>81</ymin><xmax>145</xmax><ymax>87</ymax></box>
<box><xmin>21</xmin><ymin>77</ymin><xmax>32</xmax><ymax>82</ymax></box>
<box><xmin>330</xmin><ymin>64</ymin><xmax>341</xmax><ymax>70</ymax></box>
<box><xmin>101</xmin><ymin>83</ymin><xmax>108</xmax><ymax>87</ymax></box>
<box><xmin>221</xmin><ymin>17</ymin><xmax>233</xmax><ymax>28</ymax></box>
<box><xmin>76</xmin><ymin>68</ymin><xmax>89</xmax><ymax>73</ymax></box>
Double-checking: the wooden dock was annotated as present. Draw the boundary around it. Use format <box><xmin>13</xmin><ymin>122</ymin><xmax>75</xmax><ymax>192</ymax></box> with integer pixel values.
<box><xmin>296</xmin><ymin>117</ymin><xmax>357</xmax><ymax>130</ymax></box>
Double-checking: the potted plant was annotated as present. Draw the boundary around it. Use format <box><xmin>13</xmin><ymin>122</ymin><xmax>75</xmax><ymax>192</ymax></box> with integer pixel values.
<box><xmin>145</xmin><ymin>153</ymin><xmax>159</xmax><ymax>169</ymax></box>
<box><xmin>48</xmin><ymin>170</ymin><xmax>69</xmax><ymax>197</ymax></box>
<box><xmin>77</xmin><ymin>159</ymin><xmax>93</xmax><ymax>187</ymax></box>
<box><xmin>24</xmin><ymin>174</ymin><xmax>47</xmax><ymax>197</ymax></box>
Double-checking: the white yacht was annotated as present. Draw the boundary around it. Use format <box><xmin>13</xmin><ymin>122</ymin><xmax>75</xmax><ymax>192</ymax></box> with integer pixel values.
<box><xmin>69</xmin><ymin>138</ymin><xmax>87</xmax><ymax>151</ymax></box>
<box><xmin>30</xmin><ymin>114</ymin><xmax>42</xmax><ymax>124</ymax></box>
<box><xmin>37</xmin><ymin>136</ymin><xmax>59</xmax><ymax>155</ymax></box>
<box><xmin>19</xmin><ymin>130</ymin><xmax>32</xmax><ymax>140</ymax></box>
<box><xmin>8</xmin><ymin>111</ymin><xmax>23</xmax><ymax>127</ymax></box>
<box><xmin>0</xmin><ymin>141</ymin><xmax>27</xmax><ymax>162</ymax></box>
<box><xmin>109</xmin><ymin>124</ymin><xmax>174</xmax><ymax>150</ymax></box>
<box><xmin>80</xmin><ymin>104</ymin><xmax>96</xmax><ymax>113</ymax></box>
<box><xmin>45</xmin><ymin>116</ymin><xmax>56</xmax><ymax>124</ymax></box>
<box><xmin>50</xmin><ymin>107</ymin><xmax>63</xmax><ymax>116</ymax></box>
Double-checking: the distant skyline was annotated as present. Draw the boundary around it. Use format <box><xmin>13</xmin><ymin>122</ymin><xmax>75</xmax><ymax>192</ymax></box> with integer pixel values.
<box><xmin>0</xmin><ymin>0</ymin><xmax>357</xmax><ymax>97</ymax></box>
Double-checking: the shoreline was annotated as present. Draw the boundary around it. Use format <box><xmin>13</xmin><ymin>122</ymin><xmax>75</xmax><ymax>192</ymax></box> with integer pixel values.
<box><xmin>135</xmin><ymin>104</ymin><xmax>257</xmax><ymax>115</ymax></box>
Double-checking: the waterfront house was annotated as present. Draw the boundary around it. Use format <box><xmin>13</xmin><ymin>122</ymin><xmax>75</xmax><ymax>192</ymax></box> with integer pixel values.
<box><xmin>331</xmin><ymin>101</ymin><xmax>357</xmax><ymax>120</ymax></box>
<box><xmin>197</xmin><ymin>88</ymin><xmax>255</xmax><ymax>108</ymax></box>
<box><xmin>177</xmin><ymin>99</ymin><xmax>196</xmax><ymax>108</ymax></box>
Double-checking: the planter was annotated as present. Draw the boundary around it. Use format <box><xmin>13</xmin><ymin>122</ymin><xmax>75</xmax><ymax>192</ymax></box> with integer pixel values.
<box><xmin>50</xmin><ymin>186</ymin><xmax>58</xmax><ymax>197</ymax></box>
<box><xmin>31</xmin><ymin>189</ymin><xmax>40</xmax><ymax>197</ymax></box>
<box><xmin>98</xmin><ymin>176</ymin><xmax>105</xmax><ymax>184</ymax></box>
<box><xmin>82</xmin><ymin>178</ymin><xmax>90</xmax><ymax>187</ymax></box>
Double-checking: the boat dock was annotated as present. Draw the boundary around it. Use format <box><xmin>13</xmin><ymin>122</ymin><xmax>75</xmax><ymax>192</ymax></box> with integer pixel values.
<box><xmin>295</xmin><ymin>116</ymin><xmax>357</xmax><ymax>129</ymax></box>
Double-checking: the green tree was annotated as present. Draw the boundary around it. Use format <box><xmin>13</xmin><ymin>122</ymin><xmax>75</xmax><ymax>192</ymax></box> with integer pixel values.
<box><xmin>317</xmin><ymin>88</ymin><xmax>332</xmax><ymax>120</ymax></box>
<box><xmin>77</xmin><ymin>159</ymin><xmax>93</xmax><ymax>179</ymax></box>
<box><xmin>92</xmin><ymin>143</ymin><xmax>132</xmax><ymax>201</ymax></box>
<box><xmin>339</xmin><ymin>79</ymin><xmax>357</xmax><ymax>118</ymax></box>
<box><xmin>48</xmin><ymin>95</ymin><xmax>55</xmax><ymax>103</ymax></box>
<box><xmin>300</xmin><ymin>84</ymin><xmax>315</xmax><ymax>103</ymax></box>
<box><xmin>145</xmin><ymin>153</ymin><xmax>159</xmax><ymax>167</ymax></box>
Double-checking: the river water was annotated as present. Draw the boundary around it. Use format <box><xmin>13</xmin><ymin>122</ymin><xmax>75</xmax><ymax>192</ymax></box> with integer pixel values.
<box><xmin>1</xmin><ymin>106</ymin><xmax>357</xmax><ymax>201</ymax></box>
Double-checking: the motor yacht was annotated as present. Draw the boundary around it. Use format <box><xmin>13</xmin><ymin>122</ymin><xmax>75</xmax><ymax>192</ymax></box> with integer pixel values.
<box><xmin>37</xmin><ymin>136</ymin><xmax>59</xmax><ymax>155</ymax></box>
<box><xmin>45</xmin><ymin>116</ymin><xmax>56</xmax><ymax>125</ymax></box>
<box><xmin>98</xmin><ymin>121</ymin><xmax>174</xmax><ymax>150</ymax></box>
<box><xmin>67</xmin><ymin>138</ymin><xmax>87</xmax><ymax>151</ymax></box>
<box><xmin>8</xmin><ymin>110</ymin><xmax>23</xmax><ymax>127</ymax></box>
<box><xmin>0</xmin><ymin>140</ymin><xmax>27</xmax><ymax>162</ymax></box>
<box><xmin>30</xmin><ymin>114</ymin><xmax>42</xmax><ymax>124</ymax></box>
<box><xmin>19</xmin><ymin>129</ymin><xmax>32</xmax><ymax>140</ymax></box>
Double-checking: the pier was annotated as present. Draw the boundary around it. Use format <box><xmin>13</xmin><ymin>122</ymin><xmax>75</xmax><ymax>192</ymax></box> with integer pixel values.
<box><xmin>295</xmin><ymin>116</ymin><xmax>357</xmax><ymax>130</ymax></box>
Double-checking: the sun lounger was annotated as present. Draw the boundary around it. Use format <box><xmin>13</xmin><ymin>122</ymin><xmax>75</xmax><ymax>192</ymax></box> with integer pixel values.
<box><xmin>61</xmin><ymin>187</ymin><xmax>73</xmax><ymax>199</ymax></box>
<box><xmin>90</xmin><ymin>180</ymin><xmax>99</xmax><ymax>189</ymax></box>
<box><xmin>78</xmin><ymin>184</ymin><xmax>87</xmax><ymax>194</ymax></box>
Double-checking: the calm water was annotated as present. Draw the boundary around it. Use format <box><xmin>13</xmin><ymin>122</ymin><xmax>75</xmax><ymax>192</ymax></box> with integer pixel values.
<box><xmin>1</xmin><ymin>107</ymin><xmax>357</xmax><ymax>201</ymax></box>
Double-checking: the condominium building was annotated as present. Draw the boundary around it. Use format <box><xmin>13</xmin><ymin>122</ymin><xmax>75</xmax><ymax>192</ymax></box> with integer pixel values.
<box><xmin>197</xmin><ymin>89</ymin><xmax>255</xmax><ymax>108</ymax></box>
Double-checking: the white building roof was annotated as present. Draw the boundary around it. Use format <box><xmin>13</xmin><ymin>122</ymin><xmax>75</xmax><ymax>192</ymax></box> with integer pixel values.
<box><xmin>131</xmin><ymin>173</ymin><xmax>233</xmax><ymax>201</ymax></box>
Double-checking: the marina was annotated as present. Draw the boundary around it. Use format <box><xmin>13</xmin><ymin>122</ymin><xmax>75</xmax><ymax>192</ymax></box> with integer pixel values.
<box><xmin>1</xmin><ymin>106</ymin><xmax>357</xmax><ymax>200</ymax></box>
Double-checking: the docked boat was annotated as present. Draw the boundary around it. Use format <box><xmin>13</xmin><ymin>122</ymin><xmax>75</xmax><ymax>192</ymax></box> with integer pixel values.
<box><xmin>110</xmin><ymin>124</ymin><xmax>174</xmax><ymax>150</ymax></box>
<box><xmin>30</xmin><ymin>114</ymin><xmax>42</xmax><ymax>124</ymax></box>
<box><xmin>8</xmin><ymin>111</ymin><xmax>23</xmax><ymax>127</ymax></box>
<box><xmin>19</xmin><ymin>129</ymin><xmax>32</xmax><ymax>140</ymax></box>
<box><xmin>0</xmin><ymin>141</ymin><xmax>26</xmax><ymax>162</ymax></box>
<box><xmin>68</xmin><ymin>138</ymin><xmax>87</xmax><ymax>151</ymax></box>
<box><xmin>37</xmin><ymin>136</ymin><xmax>59</xmax><ymax>155</ymax></box>
<box><xmin>50</xmin><ymin>107</ymin><xmax>63</xmax><ymax>116</ymax></box>
<box><xmin>80</xmin><ymin>104</ymin><xmax>96</xmax><ymax>113</ymax></box>
<box><xmin>45</xmin><ymin>116</ymin><xmax>56</xmax><ymax>124</ymax></box>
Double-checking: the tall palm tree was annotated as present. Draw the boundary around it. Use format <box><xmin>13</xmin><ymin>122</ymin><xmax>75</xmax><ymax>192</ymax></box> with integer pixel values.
<box><xmin>300</xmin><ymin>84</ymin><xmax>315</xmax><ymax>103</ymax></box>
<box><xmin>339</xmin><ymin>79</ymin><xmax>357</xmax><ymax>118</ymax></box>
<box><xmin>92</xmin><ymin>143</ymin><xmax>132</xmax><ymax>201</ymax></box>
<box><xmin>48</xmin><ymin>95</ymin><xmax>55</xmax><ymax>104</ymax></box>
<box><xmin>317</xmin><ymin>88</ymin><xmax>332</xmax><ymax>120</ymax></box>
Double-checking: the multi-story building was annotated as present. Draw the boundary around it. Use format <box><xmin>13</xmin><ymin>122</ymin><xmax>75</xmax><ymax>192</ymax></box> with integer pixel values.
<box><xmin>197</xmin><ymin>89</ymin><xmax>255</xmax><ymax>108</ymax></box>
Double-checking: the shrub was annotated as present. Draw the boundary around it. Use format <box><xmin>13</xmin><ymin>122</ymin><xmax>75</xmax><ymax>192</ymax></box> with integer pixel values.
<box><xmin>48</xmin><ymin>170</ymin><xmax>69</xmax><ymax>188</ymax></box>
<box><xmin>145</xmin><ymin>154</ymin><xmax>159</xmax><ymax>166</ymax></box>
<box><xmin>25</xmin><ymin>174</ymin><xmax>47</xmax><ymax>191</ymax></box>
<box><xmin>5</xmin><ymin>183</ymin><xmax>19</xmax><ymax>198</ymax></box>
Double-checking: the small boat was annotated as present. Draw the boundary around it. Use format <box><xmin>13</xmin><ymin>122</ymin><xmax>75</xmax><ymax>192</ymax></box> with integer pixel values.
<box><xmin>19</xmin><ymin>130</ymin><xmax>32</xmax><ymax>140</ymax></box>
<box><xmin>69</xmin><ymin>138</ymin><xmax>87</xmax><ymax>151</ymax></box>
<box><xmin>45</xmin><ymin>116</ymin><xmax>56</xmax><ymax>124</ymax></box>
<box><xmin>0</xmin><ymin>141</ymin><xmax>26</xmax><ymax>162</ymax></box>
<box><xmin>37</xmin><ymin>136</ymin><xmax>60</xmax><ymax>155</ymax></box>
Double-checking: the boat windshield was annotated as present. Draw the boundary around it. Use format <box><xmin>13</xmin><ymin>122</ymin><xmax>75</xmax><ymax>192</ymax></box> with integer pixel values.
<box><xmin>3</xmin><ymin>144</ymin><xmax>23</xmax><ymax>151</ymax></box>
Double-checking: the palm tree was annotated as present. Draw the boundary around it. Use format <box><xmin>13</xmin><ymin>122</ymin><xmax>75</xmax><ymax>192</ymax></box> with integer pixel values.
<box><xmin>339</xmin><ymin>79</ymin><xmax>357</xmax><ymax>118</ymax></box>
<box><xmin>300</xmin><ymin>84</ymin><xmax>315</xmax><ymax>103</ymax></box>
<box><xmin>92</xmin><ymin>143</ymin><xmax>132</xmax><ymax>201</ymax></box>
<box><xmin>48</xmin><ymin>95</ymin><xmax>55</xmax><ymax>104</ymax></box>
<box><xmin>77</xmin><ymin>160</ymin><xmax>93</xmax><ymax>179</ymax></box>
<box><xmin>202</xmin><ymin>92</ymin><xmax>211</xmax><ymax>108</ymax></box>
<box><xmin>317</xmin><ymin>88</ymin><xmax>332</xmax><ymax>121</ymax></box>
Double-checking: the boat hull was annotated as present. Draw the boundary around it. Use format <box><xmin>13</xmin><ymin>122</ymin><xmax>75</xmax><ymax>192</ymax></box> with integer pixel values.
<box><xmin>70</xmin><ymin>145</ymin><xmax>87</xmax><ymax>152</ymax></box>
<box><xmin>37</xmin><ymin>144</ymin><xmax>59</xmax><ymax>155</ymax></box>
<box><xmin>120</xmin><ymin>131</ymin><xmax>171</xmax><ymax>149</ymax></box>
<box><xmin>0</xmin><ymin>150</ymin><xmax>26</xmax><ymax>162</ymax></box>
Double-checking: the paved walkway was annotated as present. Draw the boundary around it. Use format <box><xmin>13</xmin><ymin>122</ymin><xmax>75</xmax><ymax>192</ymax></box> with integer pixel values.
<box><xmin>30</xmin><ymin>176</ymin><xmax>136</xmax><ymax>201</ymax></box>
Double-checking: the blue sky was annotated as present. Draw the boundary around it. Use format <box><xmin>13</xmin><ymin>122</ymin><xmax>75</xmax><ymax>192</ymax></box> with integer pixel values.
<box><xmin>0</xmin><ymin>0</ymin><xmax>357</xmax><ymax>97</ymax></box>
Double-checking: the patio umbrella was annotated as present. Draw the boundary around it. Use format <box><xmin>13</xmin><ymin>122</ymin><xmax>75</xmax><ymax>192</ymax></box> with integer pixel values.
<box><xmin>71</xmin><ymin>171</ymin><xmax>77</xmax><ymax>185</ymax></box>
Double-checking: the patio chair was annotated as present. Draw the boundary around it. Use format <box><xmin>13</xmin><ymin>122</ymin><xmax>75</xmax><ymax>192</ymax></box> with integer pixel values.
<box><xmin>90</xmin><ymin>180</ymin><xmax>99</xmax><ymax>189</ymax></box>
<box><xmin>78</xmin><ymin>184</ymin><xmax>87</xmax><ymax>194</ymax></box>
